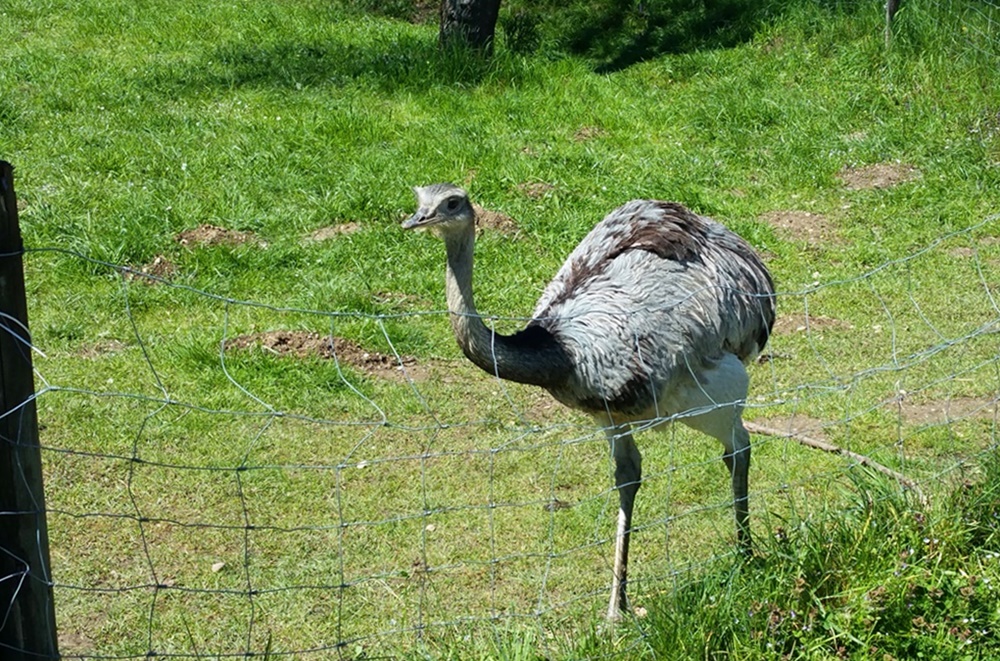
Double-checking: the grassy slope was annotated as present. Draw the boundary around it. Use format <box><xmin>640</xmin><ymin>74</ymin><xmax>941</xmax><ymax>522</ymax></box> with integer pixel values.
<box><xmin>2</xmin><ymin>0</ymin><xmax>1000</xmax><ymax>658</ymax></box>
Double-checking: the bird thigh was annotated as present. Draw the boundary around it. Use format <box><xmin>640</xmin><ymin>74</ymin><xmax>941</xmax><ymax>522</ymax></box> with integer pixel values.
<box><xmin>670</xmin><ymin>353</ymin><xmax>750</xmax><ymax>453</ymax></box>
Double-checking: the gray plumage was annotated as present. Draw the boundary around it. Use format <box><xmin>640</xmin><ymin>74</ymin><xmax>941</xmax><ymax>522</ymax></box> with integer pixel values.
<box><xmin>403</xmin><ymin>183</ymin><xmax>775</xmax><ymax>619</ymax></box>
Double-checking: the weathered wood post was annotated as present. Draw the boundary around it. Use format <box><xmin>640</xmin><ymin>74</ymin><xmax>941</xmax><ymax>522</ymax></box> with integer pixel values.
<box><xmin>0</xmin><ymin>161</ymin><xmax>60</xmax><ymax>659</ymax></box>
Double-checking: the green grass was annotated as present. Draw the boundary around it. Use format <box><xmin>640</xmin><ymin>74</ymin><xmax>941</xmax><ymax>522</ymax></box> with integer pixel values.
<box><xmin>629</xmin><ymin>465</ymin><xmax>1000</xmax><ymax>661</ymax></box>
<box><xmin>3</xmin><ymin>0</ymin><xmax>1000</xmax><ymax>657</ymax></box>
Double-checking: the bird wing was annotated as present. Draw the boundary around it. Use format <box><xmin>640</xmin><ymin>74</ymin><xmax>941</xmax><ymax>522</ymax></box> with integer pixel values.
<box><xmin>532</xmin><ymin>200</ymin><xmax>775</xmax><ymax>413</ymax></box>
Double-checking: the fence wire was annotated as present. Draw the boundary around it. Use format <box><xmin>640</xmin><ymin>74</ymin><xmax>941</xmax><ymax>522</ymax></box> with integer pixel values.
<box><xmin>1</xmin><ymin>206</ymin><xmax>996</xmax><ymax>658</ymax></box>
<box><xmin>2</xmin><ymin>1</ymin><xmax>1000</xmax><ymax>657</ymax></box>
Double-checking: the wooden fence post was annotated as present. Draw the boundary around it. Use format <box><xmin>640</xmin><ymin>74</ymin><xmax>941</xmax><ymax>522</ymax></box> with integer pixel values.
<box><xmin>0</xmin><ymin>161</ymin><xmax>60</xmax><ymax>659</ymax></box>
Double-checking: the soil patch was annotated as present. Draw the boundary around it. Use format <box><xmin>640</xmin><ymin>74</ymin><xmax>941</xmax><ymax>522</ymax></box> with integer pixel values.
<box><xmin>59</xmin><ymin>629</ymin><xmax>96</xmax><ymax>655</ymax></box>
<box><xmin>176</xmin><ymin>224</ymin><xmax>262</xmax><ymax>248</ymax></box>
<box><xmin>522</xmin><ymin>390</ymin><xmax>570</xmax><ymax>424</ymax></box>
<box><xmin>761</xmin><ymin>210</ymin><xmax>842</xmax><ymax>246</ymax></box>
<box><xmin>224</xmin><ymin>330</ymin><xmax>422</xmax><ymax>381</ymax></box>
<box><xmin>517</xmin><ymin>181</ymin><xmax>556</xmax><ymax>199</ymax></box>
<box><xmin>948</xmin><ymin>236</ymin><xmax>1000</xmax><ymax>260</ymax></box>
<box><xmin>773</xmin><ymin>314</ymin><xmax>853</xmax><ymax>335</ymax></box>
<box><xmin>123</xmin><ymin>254</ymin><xmax>178</xmax><ymax>283</ymax></box>
<box><xmin>307</xmin><ymin>222</ymin><xmax>361</xmax><ymax>241</ymax></box>
<box><xmin>950</xmin><ymin>246</ymin><xmax>975</xmax><ymax>258</ymax></box>
<box><xmin>894</xmin><ymin>395</ymin><xmax>998</xmax><ymax>426</ymax></box>
<box><xmin>370</xmin><ymin>290</ymin><xmax>429</xmax><ymax>309</ymax></box>
<box><xmin>573</xmin><ymin>126</ymin><xmax>607</xmax><ymax>142</ymax></box>
<box><xmin>837</xmin><ymin>162</ymin><xmax>920</xmax><ymax>190</ymax></box>
<box><xmin>78</xmin><ymin>339</ymin><xmax>128</xmax><ymax>359</ymax></box>
<box><xmin>754</xmin><ymin>414</ymin><xmax>830</xmax><ymax>442</ymax></box>
<box><xmin>474</xmin><ymin>204</ymin><xmax>520</xmax><ymax>236</ymax></box>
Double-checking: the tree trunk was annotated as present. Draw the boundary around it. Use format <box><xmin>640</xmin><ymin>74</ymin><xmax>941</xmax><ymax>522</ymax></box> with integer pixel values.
<box><xmin>439</xmin><ymin>0</ymin><xmax>502</xmax><ymax>54</ymax></box>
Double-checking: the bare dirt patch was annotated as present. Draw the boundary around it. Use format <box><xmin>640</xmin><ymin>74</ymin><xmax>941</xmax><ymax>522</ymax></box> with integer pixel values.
<box><xmin>123</xmin><ymin>254</ymin><xmax>178</xmax><ymax>283</ymax></box>
<box><xmin>521</xmin><ymin>390</ymin><xmax>572</xmax><ymax>424</ymax></box>
<box><xmin>78</xmin><ymin>339</ymin><xmax>128</xmax><ymax>359</ymax></box>
<box><xmin>517</xmin><ymin>181</ymin><xmax>556</xmax><ymax>199</ymax></box>
<box><xmin>573</xmin><ymin>126</ymin><xmax>607</xmax><ymax>142</ymax></box>
<box><xmin>837</xmin><ymin>162</ymin><xmax>920</xmax><ymax>190</ymax></box>
<box><xmin>948</xmin><ymin>236</ymin><xmax>1000</xmax><ymax>260</ymax></box>
<box><xmin>306</xmin><ymin>222</ymin><xmax>361</xmax><ymax>242</ymax></box>
<box><xmin>370</xmin><ymin>290</ymin><xmax>429</xmax><ymax>309</ymax></box>
<box><xmin>753</xmin><ymin>414</ymin><xmax>830</xmax><ymax>442</ymax></box>
<box><xmin>773</xmin><ymin>314</ymin><xmax>853</xmax><ymax>335</ymax></box>
<box><xmin>950</xmin><ymin>246</ymin><xmax>975</xmax><ymax>258</ymax></box>
<box><xmin>761</xmin><ymin>210</ymin><xmax>842</xmax><ymax>246</ymax></box>
<box><xmin>474</xmin><ymin>204</ymin><xmax>520</xmax><ymax>236</ymax></box>
<box><xmin>894</xmin><ymin>395</ymin><xmax>998</xmax><ymax>426</ymax></box>
<box><xmin>59</xmin><ymin>630</ymin><xmax>96</xmax><ymax>655</ymax></box>
<box><xmin>224</xmin><ymin>330</ymin><xmax>423</xmax><ymax>381</ymax></box>
<box><xmin>176</xmin><ymin>224</ymin><xmax>263</xmax><ymax>248</ymax></box>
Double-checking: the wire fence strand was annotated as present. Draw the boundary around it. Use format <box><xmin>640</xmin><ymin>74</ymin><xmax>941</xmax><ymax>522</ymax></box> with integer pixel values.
<box><xmin>2</xmin><ymin>205</ymin><xmax>994</xmax><ymax>658</ymax></box>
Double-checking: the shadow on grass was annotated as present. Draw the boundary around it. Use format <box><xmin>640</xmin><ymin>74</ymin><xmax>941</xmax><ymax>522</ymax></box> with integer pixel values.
<box><xmin>137</xmin><ymin>1</ymin><xmax>781</xmax><ymax>96</ymax></box>
<box><xmin>137</xmin><ymin>0</ymin><xmax>879</xmax><ymax>96</ymax></box>
<box><xmin>143</xmin><ymin>32</ymin><xmax>524</xmax><ymax>96</ymax></box>
<box><xmin>531</xmin><ymin>0</ymin><xmax>774</xmax><ymax>73</ymax></box>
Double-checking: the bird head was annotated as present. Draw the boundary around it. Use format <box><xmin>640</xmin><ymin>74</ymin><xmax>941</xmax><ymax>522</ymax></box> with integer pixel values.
<box><xmin>401</xmin><ymin>183</ymin><xmax>475</xmax><ymax>235</ymax></box>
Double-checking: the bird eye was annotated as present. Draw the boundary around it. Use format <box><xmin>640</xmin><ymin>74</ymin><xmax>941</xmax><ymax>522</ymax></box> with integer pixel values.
<box><xmin>446</xmin><ymin>197</ymin><xmax>460</xmax><ymax>212</ymax></box>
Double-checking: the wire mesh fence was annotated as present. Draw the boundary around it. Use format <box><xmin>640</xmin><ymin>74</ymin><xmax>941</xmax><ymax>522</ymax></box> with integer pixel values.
<box><xmin>2</xmin><ymin>1</ymin><xmax>1000</xmax><ymax>658</ymax></box>
<box><xmin>3</xmin><ymin>207</ymin><xmax>997</xmax><ymax>658</ymax></box>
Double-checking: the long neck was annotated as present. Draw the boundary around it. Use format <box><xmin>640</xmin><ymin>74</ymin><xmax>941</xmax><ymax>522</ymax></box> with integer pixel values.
<box><xmin>442</xmin><ymin>227</ymin><xmax>570</xmax><ymax>388</ymax></box>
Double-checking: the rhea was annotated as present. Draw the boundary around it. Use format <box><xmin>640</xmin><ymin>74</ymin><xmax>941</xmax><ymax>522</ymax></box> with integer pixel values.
<box><xmin>402</xmin><ymin>183</ymin><xmax>775</xmax><ymax>620</ymax></box>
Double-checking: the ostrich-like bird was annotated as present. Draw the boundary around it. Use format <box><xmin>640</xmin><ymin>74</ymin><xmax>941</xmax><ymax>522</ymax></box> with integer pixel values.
<box><xmin>402</xmin><ymin>183</ymin><xmax>775</xmax><ymax>619</ymax></box>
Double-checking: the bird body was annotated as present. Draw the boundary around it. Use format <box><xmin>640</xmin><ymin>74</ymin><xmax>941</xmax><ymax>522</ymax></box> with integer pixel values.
<box><xmin>530</xmin><ymin>199</ymin><xmax>773</xmax><ymax>419</ymax></box>
<box><xmin>403</xmin><ymin>183</ymin><xmax>775</xmax><ymax>620</ymax></box>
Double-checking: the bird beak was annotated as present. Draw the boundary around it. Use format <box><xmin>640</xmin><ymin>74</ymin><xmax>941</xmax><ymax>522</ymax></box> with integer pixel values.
<box><xmin>401</xmin><ymin>210</ymin><xmax>433</xmax><ymax>230</ymax></box>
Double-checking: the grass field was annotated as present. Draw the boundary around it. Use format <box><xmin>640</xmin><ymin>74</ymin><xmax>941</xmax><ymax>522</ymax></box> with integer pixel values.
<box><xmin>3</xmin><ymin>0</ymin><xmax>1000</xmax><ymax>658</ymax></box>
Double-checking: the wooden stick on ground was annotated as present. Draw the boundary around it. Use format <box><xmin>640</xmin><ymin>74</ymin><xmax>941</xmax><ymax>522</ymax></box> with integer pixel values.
<box><xmin>745</xmin><ymin>421</ymin><xmax>927</xmax><ymax>504</ymax></box>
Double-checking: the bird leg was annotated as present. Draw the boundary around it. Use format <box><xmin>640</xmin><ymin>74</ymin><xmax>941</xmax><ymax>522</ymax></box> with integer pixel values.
<box><xmin>723</xmin><ymin>423</ymin><xmax>752</xmax><ymax>553</ymax></box>
<box><xmin>606</xmin><ymin>427</ymin><xmax>641</xmax><ymax>621</ymax></box>
<box><xmin>674</xmin><ymin>354</ymin><xmax>753</xmax><ymax>553</ymax></box>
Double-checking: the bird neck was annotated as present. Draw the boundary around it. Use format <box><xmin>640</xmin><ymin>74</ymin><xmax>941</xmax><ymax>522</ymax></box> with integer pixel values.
<box><xmin>442</xmin><ymin>226</ymin><xmax>570</xmax><ymax>388</ymax></box>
